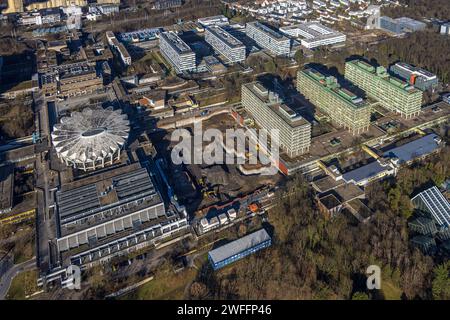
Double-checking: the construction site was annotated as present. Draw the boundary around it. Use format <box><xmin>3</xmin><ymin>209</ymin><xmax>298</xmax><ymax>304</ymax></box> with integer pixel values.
<box><xmin>148</xmin><ymin>112</ymin><xmax>282</xmax><ymax>231</ymax></box>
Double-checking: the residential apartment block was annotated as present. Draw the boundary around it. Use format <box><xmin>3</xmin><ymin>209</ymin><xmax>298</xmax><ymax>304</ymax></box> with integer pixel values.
<box><xmin>242</xmin><ymin>81</ymin><xmax>311</xmax><ymax>158</ymax></box>
<box><xmin>345</xmin><ymin>59</ymin><xmax>423</xmax><ymax>118</ymax></box>
<box><xmin>297</xmin><ymin>68</ymin><xmax>371</xmax><ymax>134</ymax></box>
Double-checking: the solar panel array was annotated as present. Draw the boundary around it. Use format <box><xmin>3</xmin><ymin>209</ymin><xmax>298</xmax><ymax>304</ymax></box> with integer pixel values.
<box><xmin>56</xmin><ymin>167</ymin><xmax>157</xmax><ymax>226</ymax></box>
<box><xmin>413</xmin><ymin>186</ymin><xmax>450</xmax><ymax>228</ymax></box>
<box><xmin>112</xmin><ymin>167</ymin><xmax>156</xmax><ymax>201</ymax></box>
<box><xmin>57</xmin><ymin>184</ymin><xmax>100</xmax><ymax>221</ymax></box>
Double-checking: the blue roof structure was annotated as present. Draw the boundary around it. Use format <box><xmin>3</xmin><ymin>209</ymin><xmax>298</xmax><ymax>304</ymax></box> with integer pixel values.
<box><xmin>342</xmin><ymin>161</ymin><xmax>388</xmax><ymax>185</ymax></box>
<box><xmin>208</xmin><ymin>229</ymin><xmax>271</xmax><ymax>269</ymax></box>
<box><xmin>383</xmin><ymin>134</ymin><xmax>441</xmax><ymax>163</ymax></box>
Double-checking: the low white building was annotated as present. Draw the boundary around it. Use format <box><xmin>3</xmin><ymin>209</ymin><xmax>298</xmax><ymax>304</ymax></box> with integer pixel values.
<box><xmin>280</xmin><ymin>22</ymin><xmax>346</xmax><ymax>48</ymax></box>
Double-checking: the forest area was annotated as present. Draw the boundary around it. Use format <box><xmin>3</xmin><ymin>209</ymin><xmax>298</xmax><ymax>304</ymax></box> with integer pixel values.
<box><xmin>297</xmin><ymin>29</ymin><xmax>450</xmax><ymax>94</ymax></box>
<box><xmin>365</xmin><ymin>31</ymin><xmax>450</xmax><ymax>85</ymax></box>
<box><xmin>187</xmin><ymin>146</ymin><xmax>450</xmax><ymax>300</ymax></box>
<box><xmin>382</xmin><ymin>0</ymin><xmax>450</xmax><ymax>21</ymax></box>
<box><xmin>0</xmin><ymin>97</ymin><xmax>35</xmax><ymax>140</ymax></box>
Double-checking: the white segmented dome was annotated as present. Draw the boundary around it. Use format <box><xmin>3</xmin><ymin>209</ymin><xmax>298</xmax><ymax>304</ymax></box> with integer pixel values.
<box><xmin>51</xmin><ymin>106</ymin><xmax>130</xmax><ymax>171</ymax></box>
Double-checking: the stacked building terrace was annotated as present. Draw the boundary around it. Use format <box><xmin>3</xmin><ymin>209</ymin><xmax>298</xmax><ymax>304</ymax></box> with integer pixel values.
<box><xmin>297</xmin><ymin>68</ymin><xmax>371</xmax><ymax>134</ymax></box>
<box><xmin>345</xmin><ymin>59</ymin><xmax>423</xmax><ymax>119</ymax></box>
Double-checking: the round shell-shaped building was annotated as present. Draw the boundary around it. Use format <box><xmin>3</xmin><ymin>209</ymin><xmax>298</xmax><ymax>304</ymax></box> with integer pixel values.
<box><xmin>51</xmin><ymin>106</ymin><xmax>130</xmax><ymax>171</ymax></box>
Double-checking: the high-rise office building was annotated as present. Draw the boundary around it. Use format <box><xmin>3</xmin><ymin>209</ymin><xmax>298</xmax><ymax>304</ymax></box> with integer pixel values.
<box><xmin>245</xmin><ymin>21</ymin><xmax>290</xmax><ymax>56</ymax></box>
<box><xmin>205</xmin><ymin>26</ymin><xmax>246</xmax><ymax>63</ymax></box>
<box><xmin>242</xmin><ymin>81</ymin><xmax>311</xmax><ymax>158</ymax></box>
<box><xmin>345</xmin><ymin>59</ymin><xmax>423</xmax><ymax>118</ymax></box>
<box><xmin>297</xmin><ymin>68</ymin><xmax>371</xmax><ymax>134</ymax></box>
<box><xmin>159</xmin><ymin>31</ymin><xmax>196</xmax><ymax>74</ymax></box>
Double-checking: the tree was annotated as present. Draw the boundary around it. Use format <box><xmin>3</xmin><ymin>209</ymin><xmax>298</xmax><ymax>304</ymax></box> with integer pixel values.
<box><xmin>432</xmin><ymin>262</ymin><xmax>450</xmax><ymax>300</ymax></box>
<box><xmin>388</xmin><ymin>187</ymin><xmax>401</xmax><ymax>212</ymax></box>
<box><xmin>189</xmin><ymin>281</ymin><xmax>209</xmax><ymax>300</ymax></box>
<box><xmin>294</xmin><ymin>50</ymin><xmax>305</xmax><ymax>66</ymax></box>
<box><xmin>352</xmin><ymin>292</ymin><xmax>370</xmax><ymax>300</ymax></box>
<box><xmin>398</xmin><ymin>195</ymin><xmax>413</xmax><ymax>219</ymax></box>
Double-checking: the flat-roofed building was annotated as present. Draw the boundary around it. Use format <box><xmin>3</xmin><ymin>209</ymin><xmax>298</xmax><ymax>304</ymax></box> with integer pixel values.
<box><xmin>317</xmin><ymin>193</ymin><xmax>342</xmax><ymax>218</ymax></box>
<box><xmin>390</xmin><ymin>62</ymin><xmax>438</xmax><ymax>92</ymax></box>
<box><xmin>55</xmin><ymin>163</ymin><xmax>188</xmax><ymax>268</ymax></box>
<box><xmin>245</xmin><ymin>21</ymin><xmax>290</xmax><ymax>56</ymax></box>
<box><xmin>342</xmin><ymin>160</ymin><xmax>395</xmax><ymax>186</ymax></box>
<box><xmin>106</xmin><ymin>32</ymin><xmax>132</xmax><ymax>66</ymax></box>
<box><xmin>383</xmin><ymin>134</ymin><xmax>442</xmax><ymax>165</ymax></box>
<box><xmin>297</xmin><ymin>68</ymin><xmax>371</xmax><ymax>134</ymax></box>
<box><xmin>440</xmin><ymin>22</ymin><xmax>450</xmax><ymax>35</ymax></box>
<box><xmin>197</xmin><ymin>15</ymin><xmax>229</xmax><ymax>27</ymax></box>
<box><xmin>39</xmin><ymin>62</ymin><xmax>103</xmax><ymax>97</ymax></box>
<box><xmin>153</xmin><ymin>0</ymin><xmax>182</xmax><ymax>10</ymax></box>
<box><xmin>205</xmin><ymin>26</ymin><xmax>246</xmax><ymax>63</ymax></box>
<box><xmin>208</xmin><ymin>228</ymin><xmax>271</xmax><ymax>270</ymax></box>
<box><xmin>58</xmin><ymin>62</ymin><xmax>103</xmax><ymax>97</ymax></box>
<box><xmin>379</xmin><ymin>16</ymin><xmax>426</xmax><ymax>35</ymax></box>
<box><xmin>345</xmin><ymin>59</ymin><xmax>423</xmax><ymax>118</ymax></box>
<box><xmin>117</xmin><ymin>43</ymin><xmax>131</xmax><ymax>66</ymax></box>
<box><xmin>39</xmin><ymin>72</ymin><xmax>58</xmax><ymax>96</ymax></box>
<box><xmin>412</xmin><ymin>186</ymin><xmax>450</xmax><ymax>229</ymax></box>
<box><xmin>159</xmin><ymin>31</ymin><xmax>196</xmax><ymax>74</ymax></box>
<box><xmin>280</xmin><ymin>22</ymin><xmax>346</xmax><ymax>49</ymax></box>
<box><xmin>242</xmin><ymin>81</ymin><xmax>311</xmax><ymax>158</ymax></box>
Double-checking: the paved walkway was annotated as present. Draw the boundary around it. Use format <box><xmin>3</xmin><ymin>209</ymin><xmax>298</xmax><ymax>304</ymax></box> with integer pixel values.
<box><xmin>0</xmin><ymin>257</ymin><xmax>36</xmax><ymax>300</ymax></box>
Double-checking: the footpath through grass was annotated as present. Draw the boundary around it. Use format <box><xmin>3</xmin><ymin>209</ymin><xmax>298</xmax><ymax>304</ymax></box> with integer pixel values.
<box><xmin>120</xmin><ymin>268</ymin><xmax>197</xmax><ymax>300</ymax></box>
<box><xmin>6</xmin><ymin>270</ymin><xmax>38</xmax><ymax>300</ymax></box>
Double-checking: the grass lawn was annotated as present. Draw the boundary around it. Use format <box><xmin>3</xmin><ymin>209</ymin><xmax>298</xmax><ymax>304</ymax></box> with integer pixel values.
<box><xmin>120</xmin><ymin>268</ymin><xmax>197</xmax><ymax>300</ymax></box>
<box><xmin>381</xmin><ymin>280</ymin><xmax>402</xmax><ymax>300</ymax></box>
<box><xmin>6</xmin><ymin>270</ymin><xmax>38</xmax><ymax>300</ymax></box>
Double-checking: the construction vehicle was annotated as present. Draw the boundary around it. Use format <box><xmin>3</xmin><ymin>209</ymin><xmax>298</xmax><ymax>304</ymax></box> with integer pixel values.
<box><xmin>198</xmin><ymin>177</ymin><xmax>206</xmax><ymax>188</ymax></box>
<box><xmin>203</xmin><ymin>190</ymin><xmax>215</xmax><ymax>198</ymax></box>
